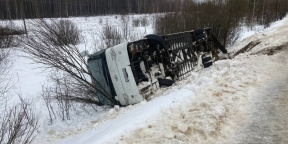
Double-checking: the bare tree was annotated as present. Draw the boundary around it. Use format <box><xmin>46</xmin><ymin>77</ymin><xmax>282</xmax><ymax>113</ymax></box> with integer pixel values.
<box><xmin>19</xmin><ymin>0</ymin><xmax>28</xmax><ymax>37</ymax></box>
<box><xmin>0</xmin><ymin>96</ymin><xmax>39</xmax><ymax>144</ymax></box>
<box><xmin>53</xmin><ymin>73</ymin><xmax>74</xmax><ymax>121</ymax></box>
<box><xmin>120</xmin><ymin>15</ymin><xmax>131</xmax><ymax>41</ymax></box>
<box><xmin>126</xmin><ymin>0</ymin><xmax>132</xmax><ymax>14</ymax></box>
<box><xmin>136</xmin><ymin>0</ymin><xmax>142</xmax><ymax>13</ymax></box>
<box><xmin>261</xmin><ymin>0</ymin><xmax>266</xmax><ymax>24</ymax></box>
<box><xmin>22</xmin><ymin>19</ymin><xmax>114</xmax><ymax>106</ymax></box>
<box><xmin>41</xmin><ymin>84</ymin><xmax>56</xmax><ymax>125</ymax></box>
<box><xmin>0</xmin><ymin>22</ymin><xmax>14</xmax><ymax>107</ymax></box>
<box><xmin>250</xmin><ymin>0</ymin><xmax>260</xmax><ymax>29</ymax></box>
<box><xmin>0</xmin><ymin>47</ymin><xmax>12</xmax><ymax>108</ymax></box>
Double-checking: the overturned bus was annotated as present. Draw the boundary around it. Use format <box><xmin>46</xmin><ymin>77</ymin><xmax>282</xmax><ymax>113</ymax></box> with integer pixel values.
<box><xmin>88</xmin><ymin>28</ymin><xmax>227</xmax><ymax>106</ymax></box>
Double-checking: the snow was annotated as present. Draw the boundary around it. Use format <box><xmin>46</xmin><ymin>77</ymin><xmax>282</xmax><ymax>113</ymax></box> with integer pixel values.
<box><xmin>1</xmin><ymin>13</ymin><xmax>288</xmax><ymax>144</ymax></box>
<box><xmin>228</xmin><ymin>15</ymin><xmax>288</xmax><ymax>56</ymax></box>
<box><xmin>10</xmin><ymin>50</ymin><xmax>48</xmax><ymax>96</ymax></box>
<box><xmin>60</xmin><ymin>89</ymin><xmax>195</xmax><ymax>144</ymax></box>
<box><xmin>238</xmin><ymin>31</ymin><xmax>256</xmax><ymax>41</ymax></box>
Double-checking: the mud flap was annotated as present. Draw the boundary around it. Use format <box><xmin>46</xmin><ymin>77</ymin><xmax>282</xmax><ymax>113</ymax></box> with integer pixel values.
<box><xmin>158</xmin><ymin>78</ymin><xmax>174</xmax><ymax>86</ymax></box>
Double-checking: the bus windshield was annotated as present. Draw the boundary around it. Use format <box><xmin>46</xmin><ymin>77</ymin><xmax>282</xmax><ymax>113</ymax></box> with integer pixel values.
<box><xmin>87</xmin><ymin>50</ymin><xmax>115</xmax><ymax>105</ymax></box>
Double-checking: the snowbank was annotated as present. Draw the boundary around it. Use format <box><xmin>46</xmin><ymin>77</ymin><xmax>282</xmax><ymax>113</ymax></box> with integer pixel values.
<box><xmin>229</xmin><ymin>15</ymin><xmax>288</xmax><ymax>56</ymax></box>
<box><xmin>60</xmin><ymin>89</ymin><xmax>195</xmax><ymax>144</ymax></box>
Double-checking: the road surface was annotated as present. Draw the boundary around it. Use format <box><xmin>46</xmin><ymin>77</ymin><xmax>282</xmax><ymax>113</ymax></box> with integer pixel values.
<box><xmin>234</xmin><ymin>46</ymin><xmax>288</xmax><ymax>144</ymax></box>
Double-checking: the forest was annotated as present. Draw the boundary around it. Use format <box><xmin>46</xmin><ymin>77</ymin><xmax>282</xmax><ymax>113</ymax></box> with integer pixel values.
<box><xmin>0</xmin><ymin>0</ymin><xmax>181</xmax><ymax>19</ymax></box>
<box><xmin>154</xmin><ymin>0</ymin><xmax>288</xmax><ymax>47</ymax></box>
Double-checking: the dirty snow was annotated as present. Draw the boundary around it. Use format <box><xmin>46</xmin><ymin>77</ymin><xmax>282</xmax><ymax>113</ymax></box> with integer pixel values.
<box><xmin>231</xmin><ymin>46</ymin><xmax>288</xmax><ymax>143</ymax></box>
<box><xmin>1</xmin><ymin>13</ymin><xmax>288</xmax><ymax>144</ymax></box>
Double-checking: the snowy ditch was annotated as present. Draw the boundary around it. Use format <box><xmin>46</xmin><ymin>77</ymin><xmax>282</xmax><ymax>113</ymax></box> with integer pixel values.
<box><xmin>58</xmin><ymin>58</ymin><xmax>258</xmax><ymax>144</ymax></box>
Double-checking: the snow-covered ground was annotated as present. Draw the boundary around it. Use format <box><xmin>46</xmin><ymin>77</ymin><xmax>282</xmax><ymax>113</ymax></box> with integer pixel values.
<box><xmin>2</xmin><ymin>14</ymin><xmax>288</xmax><ymax>143</ymax></box>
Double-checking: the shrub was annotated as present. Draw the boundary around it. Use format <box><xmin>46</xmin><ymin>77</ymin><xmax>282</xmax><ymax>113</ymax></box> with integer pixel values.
<box><xmin>22</xmin><ymin>19</ymin><xmax>108</xmax><ymax>106</ymax></box>
<box><xmin>0</xmin><ymin>97</ymin><xmax>39</xmax><ymax>144</ymax></box>
<box><xmin>50</xmin><ymin>19</ymin><xmax>81</xmax><ymax>46</ymax></box>
<box><xmin>101</xmin><ymin>24</ymin><xmax>122</xmax><ymax>48</ymax></box>
<box><xmin>0</xmin><ymin>22</ymin><xmax>23</xmax><ymax>48</ymax></box>
<box><xmin>132</xmin><ymin>18</ymin><xmax>140</xmax><ymax>27</ymax></box>
<box><xmin>0</xmin><ymin>31</ymin><xmax>13</xmax><ymax>107</ymax></box>
<box><xmin>99</xmin><ymin>17</ymin><xmax>103</xmax><ymax>24</ymax></box>
<box><xmin>140</xmin><ymin>16</ymin><xmax>149</xmax><ymax>27</ymax></box>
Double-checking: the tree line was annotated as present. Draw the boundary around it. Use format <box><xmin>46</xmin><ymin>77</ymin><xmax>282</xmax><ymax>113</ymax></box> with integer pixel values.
<box><xmin>154</xmin><ymin>0</ymin><xmax>288</xmax><ymax>47</ymax></box>
<box><xmin>0</xmin><ymin>0</ymin><xmax>182</xmax><ymax>19</ymax></box>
